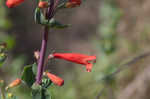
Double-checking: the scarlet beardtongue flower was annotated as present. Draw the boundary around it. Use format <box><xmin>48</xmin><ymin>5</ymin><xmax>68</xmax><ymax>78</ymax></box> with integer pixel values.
<box><xmin>45</xmin><ymin>72</ymin><xmax>64</xmax><ymax>86</ymax></box>
<box><xmin>65</xmin><ymin>0</ymin><xmax>81</xmax><ymax>8</ymax></box>
<box><xmin>50</xmin><ymin>53</ymin><xmax>96</xmax><ymax>72</ymax></box>
<box><xmin>6</xmin><ymin>0</ymin><xmax>24</xmax><ymax>8</ymax></box>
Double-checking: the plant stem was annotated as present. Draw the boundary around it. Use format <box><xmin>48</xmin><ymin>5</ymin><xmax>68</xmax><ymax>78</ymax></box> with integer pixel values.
<box><xmin>36</xmin><ymin>26</ymin><xmax>49</xmax><ymax>84</ymax></box>
<box><xmin>0</xmin><ymin>88</ymin><xmax>5</xmax><ymax>99</ymax></box>
<box><xmin>36</xmin><ymin>0</ymin><xmax>55</xmax><ymax>84</ymax></box>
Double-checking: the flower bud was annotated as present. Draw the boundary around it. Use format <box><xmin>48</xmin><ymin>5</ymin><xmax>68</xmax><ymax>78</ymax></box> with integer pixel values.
<box><xmin>6</xmin><ymin>0</ymin><xmax>24</xmax><ymax>8</ymax></box>
<box><xmin>34</xmin><ymin>51</ymin><xmax>40</xmax><ymax>60</ymax></box>
<box><xmin>65</xmin><ymin>0</ymin><xmax>81</xmax><ymax>8</ymax></box>
<box><xmin>6</xmin><ymin>78</ymin><xmax>21</xmax><ymax>90</ymax></box>
<box><xmin>45</xmin><ymin>72</ymin><xmax>64</xmax><ymax>86</ymax></box>
<box><xmin>38</xmin><ymin>1</ymin><xmax>49</xmax><ymax>8</ymax></box>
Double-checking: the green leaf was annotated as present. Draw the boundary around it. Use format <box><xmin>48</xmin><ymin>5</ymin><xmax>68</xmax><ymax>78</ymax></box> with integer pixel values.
<box><xmin>48</xmin><ymin>18</ymin><xmax>70</xmax><ymax>29</ymax></box>
<box><xmin>32</xmin><ymin>83</ymin><xmax>51</xmax><ymax>99</ymax></box>
<box><xmin>41</xmin><ymin>77</ymin><xmax>52</xmax><ymax>89</ymax></box>
<box><xmin>0</xmin><ymin>53</ymin><xmax>7</xmax><ymax>67</ymax></box>
<box><xmin>34</xmin><ymin>8</ymin><xmax>70</xmax><ymax>29</ymax></box>
<box><xmin>0</xmin><ymin>43</ymin><xmax>7</xmax><ymax>67</ymax></box>
<box><xmin>5</xmin><ymin>35</ymin><xmax>16</xmax><ymax>49</ymax></box>
<box><xmin>32</xmin><ymin>63</ymin><xmax>37</xmax><ymax>75</ymax></box>
<box><xmin>32</xmin><ymin>83</ymin><xmax>42</xmax><ymax>99</ymax></box>
<box><xmin>21</xmin><ymin>65</ymin><xmax>36</xmax><ymax>87</ymax></box>
<box><xmin>34</xmin><ymin>8</ymin><xmax>47</xmax><ymax>25</ymax></box>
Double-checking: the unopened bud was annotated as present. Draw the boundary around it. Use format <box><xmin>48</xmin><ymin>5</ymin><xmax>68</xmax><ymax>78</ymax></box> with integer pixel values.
<box><xmin>6</xmin><ymin>0</ymin><xmax>24</xmax><ymax>8</ymax></box>
<box><xmin>65</xmin><ymin>0</ymin><xmax>81</xmax><ymax>8</ymax></box>
<box><xmin>34</xmin><ymin>51</ymin><xmax>40</xmax><ymax>60</ymax></box>
<box><xmin>6</xmin><ymin>78</ymin><xmax>21</xmax><ymax>90</ymax></box>
<box><xmin>46</xmin><ymin>72</ymin><xmax>64</xmax><ymax>86</ymax></box>
<box><xmin>38</xmin><ymin>1</ymin><xmax>49</xmax><ymax>8</ymax></box>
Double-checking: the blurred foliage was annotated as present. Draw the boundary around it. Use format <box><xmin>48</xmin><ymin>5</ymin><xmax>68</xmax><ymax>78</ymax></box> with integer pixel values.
<box><xmin>0</xmin><ymin>0</ymin><xmax>15</xmax><ymax>49</ymax></box>
<box><xmin>0</xmin><ymin>1</ymin><xmax>28</xmax><ymax>99</ymax></box>
<box><xmin>0</xmin><ymin>1</ymin><xmax>12</xmax><ymax>30</ymax></box>
<box><xmin>99</xmin><ymin>0</ymin><xmax>122</xmax><ymax>54</ymax></box>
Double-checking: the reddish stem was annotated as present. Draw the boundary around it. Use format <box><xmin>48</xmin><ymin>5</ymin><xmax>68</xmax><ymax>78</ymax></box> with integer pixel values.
<box><xmin>36</xmin><ymin>0</ymin><xmax>56</xmax><ymax>84</ymax></box>
<box><xmin>36</xmin><ymin>26</ymin><xmax>49</xmax><ymax>84</ymax></box>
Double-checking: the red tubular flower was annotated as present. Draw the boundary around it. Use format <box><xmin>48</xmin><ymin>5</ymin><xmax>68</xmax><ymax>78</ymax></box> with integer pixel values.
<box><xmin>45</xmin><ymin>72</ymin><xmax>64</xmax><ymax>86</ymax></box>
<box><xmin>65</xmin><ymin>0</ymin><xmax>81</xmax><ymax>8</ymax></box>
<box><xmin>6</xmin><ymin>0</ymin><xmax>24</xmax><ymax>8</ymax></box>
<box><xmin>52</xmin><ymin>53</ymin><xmax>96</xmax><ymax>72</ymax></box>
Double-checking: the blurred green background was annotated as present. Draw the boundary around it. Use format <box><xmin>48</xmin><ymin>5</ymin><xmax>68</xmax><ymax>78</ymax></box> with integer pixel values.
<box><xmin>1</xmin><ymin>0</ymin><xmax>150</xmax><ymax>99</ymax></box>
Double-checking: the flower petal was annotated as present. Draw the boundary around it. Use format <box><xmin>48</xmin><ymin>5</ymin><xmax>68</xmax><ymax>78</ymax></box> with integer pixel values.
<box><xmin>52</xmin><ymin>53</ymin><xmax>96</xmax><ymax>72</ymax></box>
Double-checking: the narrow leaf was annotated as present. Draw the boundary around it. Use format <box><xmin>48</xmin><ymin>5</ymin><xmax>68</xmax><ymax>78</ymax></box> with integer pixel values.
<box><xmin>49</xmin><ymin>18</ymin><xmax>70</xmax><ymax>29</ymax></box>
<box><xmin>34</xmin><ymin>8</ymin><xmax>47</xmax><ymax>25</ymax></box>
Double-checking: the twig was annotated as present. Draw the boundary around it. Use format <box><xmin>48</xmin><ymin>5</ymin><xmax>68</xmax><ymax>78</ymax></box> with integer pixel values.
<box><xmin>96</xmin><ymin>51</ymin><xmax>150</xmax><ymax>99</ymax></box>
<box><xmin>96</xmin><ymin>87</ymin><xmax>105</xmax><ymax>99</ymax></box>
<box><xmin>111</xmin><ymin>51</ymin><xmax>150</xmax><ymax>77</ymax></box>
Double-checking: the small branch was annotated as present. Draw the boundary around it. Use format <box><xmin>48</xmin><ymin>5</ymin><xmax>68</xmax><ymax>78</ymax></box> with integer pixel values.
<box><xmin>96</xmin><ymin>87</ymin><xmax>105</xmax><ymax>99</ymax></box>
<box><xmin>102</xmin><ymin>51</ymin><xmax>150</xmax><ymax>81</ymax></box>
<box><xmin>111</xmin><ymin>51</ymin><xmax>150</xmax><ymax>77</ymax></box>
<box><xmin>96</xmin><ymin>51</ymin><xmax>150</xmax><ymax>99</ymax></box>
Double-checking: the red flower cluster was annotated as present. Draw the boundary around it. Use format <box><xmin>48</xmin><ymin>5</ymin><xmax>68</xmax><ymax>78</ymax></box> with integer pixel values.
<box><xmin>45</xmin><ymin>72</ymin><xmax>64</xmax><ymax>86</ymax></box>
<box><xmin>65</xmin><ymin>0</ymin><xmax>81</xmax><ymax>8</ymax></box>
<box><xmin>51</xmin><ymin>53</ymin><xmax>96</xmax><ymax>72</ymax></box>
<box><xmin>6</xmin><ymin>0</ymin><xmax>24</xmax><ymax>8</ymax></box>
